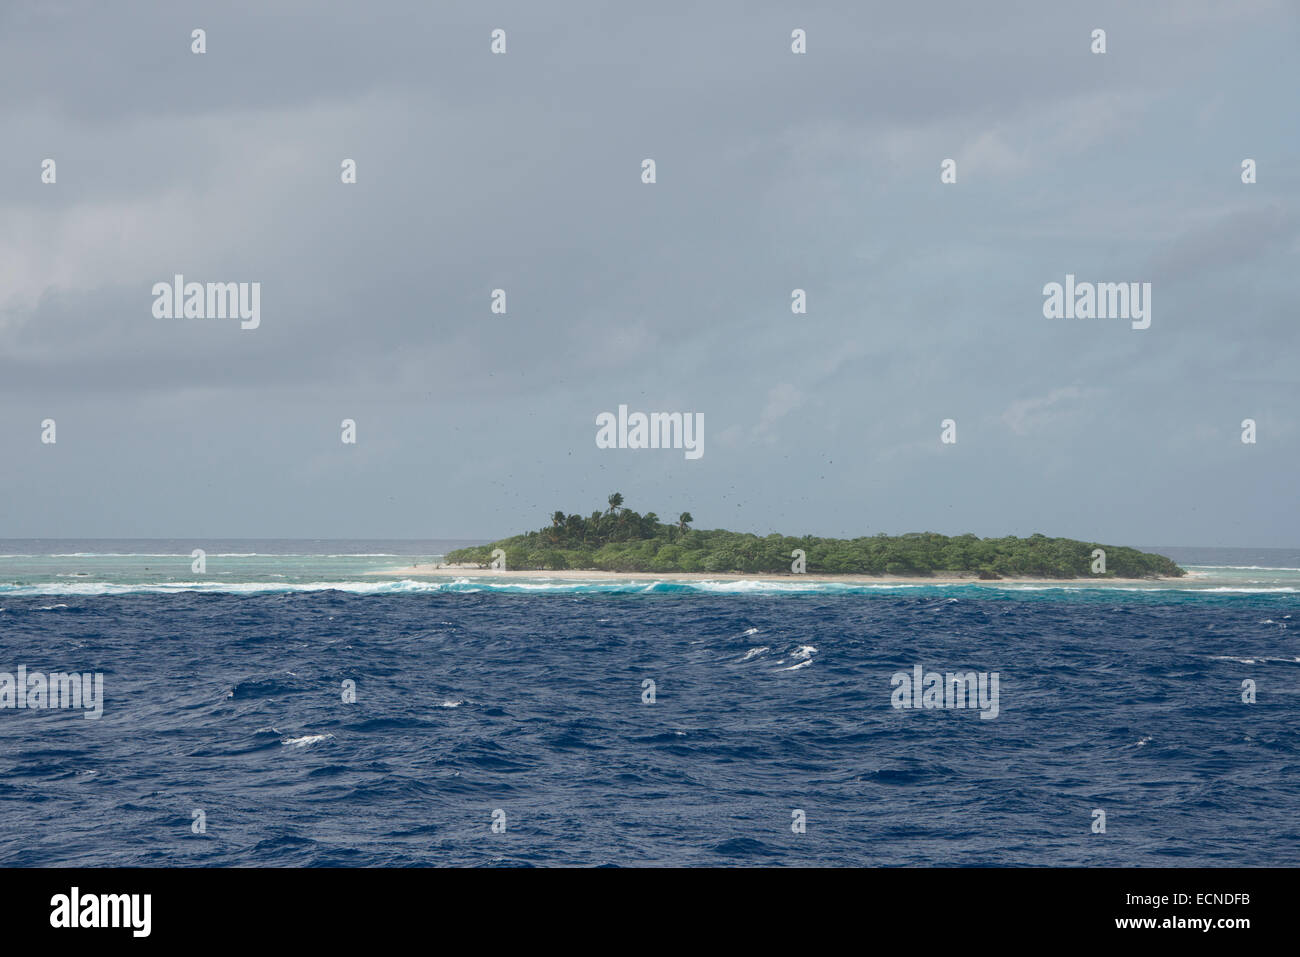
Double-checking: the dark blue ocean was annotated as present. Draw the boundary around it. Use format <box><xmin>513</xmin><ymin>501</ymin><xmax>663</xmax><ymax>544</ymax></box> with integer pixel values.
<box><xmin>2</xmin><ymin>575</ymin><xmax>1298</xmax><ymax>866</ymax></box>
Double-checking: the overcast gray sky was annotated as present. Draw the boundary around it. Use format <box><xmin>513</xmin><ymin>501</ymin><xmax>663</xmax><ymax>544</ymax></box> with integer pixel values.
<box><xmin>1</xmin><ymin>0</ymin><xmax>1296</xmax><ymax>545</ymax></box>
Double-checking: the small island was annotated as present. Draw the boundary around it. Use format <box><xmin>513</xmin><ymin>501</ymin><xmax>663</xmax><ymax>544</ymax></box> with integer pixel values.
<box><xmin>443</xmin><ymin>494</ymin><xmax>1184</xmax><ymax>579</ymax></box>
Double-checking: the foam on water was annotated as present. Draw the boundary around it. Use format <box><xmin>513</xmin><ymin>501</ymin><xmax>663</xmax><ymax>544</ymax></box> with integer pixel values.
<box><xmin>4</xmin><ymin>575</ymin><xmax>1300</xmax><ymax>598</ymax></box>
<box><xmin>780</xmin><ymin>645</ymin><xmax>818</xmax><ymax>671</ymax></box>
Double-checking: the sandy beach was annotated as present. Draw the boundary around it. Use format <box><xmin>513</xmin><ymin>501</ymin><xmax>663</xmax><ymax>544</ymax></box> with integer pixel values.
<box><xmin>371</xmin><ymin>563</ymin><xmax>1185</xmax><ymax>586</ymax></box>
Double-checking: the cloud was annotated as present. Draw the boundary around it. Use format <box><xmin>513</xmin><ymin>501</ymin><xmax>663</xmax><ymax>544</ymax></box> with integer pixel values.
<box><xmin>753</xmin><ymin>383</ymin><xmax>804</xmax><ymax>440</ymax></box>
<box><xmin>1002</xmin><ymin>386</ymin><xmax>1098</xmax><ymax>436</ymax></box>
<box><xmin>0</xmin><ymin>1</ymin><xmax>1295</xmax><ymax>546</ymax></box>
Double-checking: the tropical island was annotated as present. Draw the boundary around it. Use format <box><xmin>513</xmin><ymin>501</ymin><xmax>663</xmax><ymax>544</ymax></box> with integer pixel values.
<box><xmin>443</xmin><ymin>494</ymin><xmax>1184</xmax><ymax>579</ymax></box>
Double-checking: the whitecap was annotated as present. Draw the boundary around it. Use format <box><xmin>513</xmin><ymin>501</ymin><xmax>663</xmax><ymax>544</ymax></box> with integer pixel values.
<box><xmin>281</xmin><ymin>733</ymin><xmax>334</xmax><ymax>748</ymax></box>
<box><xmin>779</xmin><ymin>645</ymin><xmax>817</xmax><ymax>670</ymax></box>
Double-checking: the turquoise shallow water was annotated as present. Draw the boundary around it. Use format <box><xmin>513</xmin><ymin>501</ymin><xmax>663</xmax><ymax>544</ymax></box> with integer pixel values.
<box><xmin>0</xmin><ymin>539</ymin><xmax>462</xmax><ymax>593</ymax></box>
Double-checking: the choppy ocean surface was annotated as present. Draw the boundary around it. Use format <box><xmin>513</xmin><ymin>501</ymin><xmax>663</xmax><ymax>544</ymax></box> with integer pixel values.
<box><xmin>1</xmin><ymin>541</ymin><xmax>1297</xmax><ymax>866</ymax></box>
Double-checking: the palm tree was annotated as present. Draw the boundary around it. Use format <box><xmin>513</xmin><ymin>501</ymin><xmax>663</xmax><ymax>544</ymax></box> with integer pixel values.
<box><xmin>548</xmin><ymin>510</ymin><xmax>566</xmax><ymax>544</ymax></box>
<box><xmin>607</xmin><ymin>492</ymin><xmax>624</xmax><ymax>514</ymax></box>
<box><xmin>678</xmin><ymin>511</ymin><xmax>693</xmax><ymax>533</ymax></box>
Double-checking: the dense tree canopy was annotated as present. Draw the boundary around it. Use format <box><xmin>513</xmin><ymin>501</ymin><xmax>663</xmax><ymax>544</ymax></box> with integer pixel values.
<box><xmin>445</xmin><ymin>496</ymin><xmax>1184</xmax><ymax>578</ymax></box>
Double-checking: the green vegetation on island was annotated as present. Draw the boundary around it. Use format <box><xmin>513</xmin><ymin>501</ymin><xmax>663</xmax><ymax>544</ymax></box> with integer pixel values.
<box><xmin>445</xmin><ymin>494</ymin><xmax>1185</xmax><ymax>579</ymax></box>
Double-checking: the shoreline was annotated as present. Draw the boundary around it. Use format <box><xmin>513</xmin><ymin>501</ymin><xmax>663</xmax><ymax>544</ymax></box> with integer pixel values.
<box><xmin>372</xmin><ymin>563</ymin><xmax>1191</xmax><ymax>586</ymax></box>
